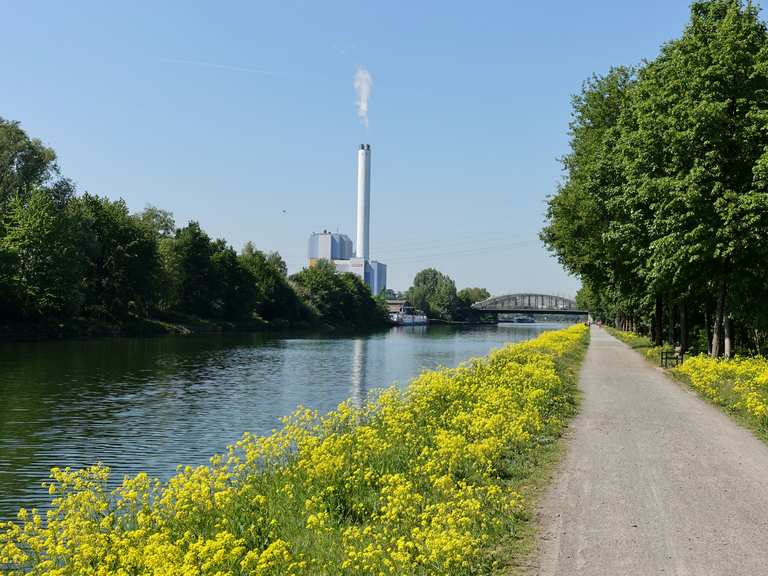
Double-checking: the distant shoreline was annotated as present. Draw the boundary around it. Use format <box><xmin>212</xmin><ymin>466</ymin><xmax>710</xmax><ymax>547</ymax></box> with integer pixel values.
<box><xmin>0</xmin><ymin>315</ymin><xmax>391</xmax><ymax>343</ymax></box>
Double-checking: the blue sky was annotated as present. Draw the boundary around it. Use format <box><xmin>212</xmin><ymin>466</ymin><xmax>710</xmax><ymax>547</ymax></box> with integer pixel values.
<box><xmin>1</xmin><ymin>1</ymin><xmax>694</xmax><ymax>294</ymax></box>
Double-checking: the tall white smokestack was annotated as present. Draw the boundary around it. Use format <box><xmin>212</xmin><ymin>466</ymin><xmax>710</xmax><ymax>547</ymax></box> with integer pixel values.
<box><xmin>356</xmin><ymin>144</ymin><xmax>371</xmax><ymax>260</ymax></box>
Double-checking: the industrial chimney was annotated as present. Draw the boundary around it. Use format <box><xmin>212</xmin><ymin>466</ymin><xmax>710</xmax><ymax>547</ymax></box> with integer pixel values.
<box><xmin>355</xmin><ymin>144</ymin><xmax>371</xmax><ymax>260</ymax></box>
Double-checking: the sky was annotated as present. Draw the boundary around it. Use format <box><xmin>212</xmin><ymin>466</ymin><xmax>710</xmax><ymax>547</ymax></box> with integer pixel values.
<box><xmin>1</xmin><ymin>1</ymin><xmax>695</xmax><ymax>295</ymax></box>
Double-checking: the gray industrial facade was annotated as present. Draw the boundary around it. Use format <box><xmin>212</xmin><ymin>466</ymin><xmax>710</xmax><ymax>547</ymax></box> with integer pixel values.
<box><xmin>307</xmin><ymin>231</ymin><xmax>353</xmax><ymax>262</ymax></box>
<box><xmin>307</xmin><ymin>231</ymin><xmax>387</xmax><ymax>295</ymax></box>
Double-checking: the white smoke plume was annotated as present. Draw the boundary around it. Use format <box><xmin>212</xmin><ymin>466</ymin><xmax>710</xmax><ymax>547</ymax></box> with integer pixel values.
<box><xmin>354</xmin><ymin>66</ymin><xmax>373</xmax><ymax>128</ymax></box>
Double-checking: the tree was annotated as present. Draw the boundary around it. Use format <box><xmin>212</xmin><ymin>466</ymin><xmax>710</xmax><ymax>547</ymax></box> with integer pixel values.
<box><xmin>381</xmin><ymin>288</ymin><xmax>402</xmax><ymax>300</ymax></box>
<box><xmin>1</xmin><ymin>188</ymin><xmax>83</xmax><ymax>319</ymax></box>
<box><xmin>406</xmin><ymin>268</ymin><xmax>459</xmax><ymax>320</ymax></box>
<box><xmin>0</xmin><ymin>116</ymin><xmax>390</xmax><ymax>332</ymax></box>
<box><xmin>0</xmin><ymin>118</ymin><xmax>72</xmax><ymax>209</ymax></box>
<box><xmin>542</xmin><ymin>0</ymin><xmax>768</xmax><ymax>355</ymax></box>
<box><xmin>339</xmin><ymin>272</ymin><xmax>389</xmax><ymax>328</ymax></box>
<box><xmin>241</xmin><ymin>242</ymin><xmax>308</xmax><ymax>323</ymax></box>
<box><xmin>210</xmin><ymin>241</ymin><xmax>259</xmax><ymax>320</ymax></box>
<box><xmin>136</xmin><ymin>205</ymin><xmax>175</xmax><ymax>238</ymax></box>
<box><xmin>290</xmin><ymin>260</ymin><xmax>346</xmax><ymax>323</ymax></box>
<box><xmin>73</xmin><ymin>194</ymin><xmax>161</xmax><ymax>320</ymax></box>
<box><xmin>457</xmin><ymin>287</ymin><xmax>490</xmax><ymax>305</ymax></box>
<box><xmin>266</xmin><ymin>251</ymin><xmax>287</xmax><ymax>277</ymax></box>
<box><xmin>454</xmin><ymin>287</ymin><xmax>491</xmax><ymax>321</ymax></box>
<box><xmin>541</xmin><ymin>66</ymin><xmax>644</xmax><ymax>331</ymax></box>
<box><xmin>160</xmin><ymin>222</ymin><xmax>217</xmax><ymax>317</ymax></box>
<box><xmin>627</xmin><ymin>0</ymin><xmax>768</xmax><ymax>355</ymax></box>
<box><xmin>290</xmin><ymin>260</ymin><xmax>387</xmax><ymax>328</ymax></box>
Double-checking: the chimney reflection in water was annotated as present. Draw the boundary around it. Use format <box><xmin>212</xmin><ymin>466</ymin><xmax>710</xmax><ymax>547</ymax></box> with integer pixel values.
<box><xmin>349</xmin><ymin>338</ymin><xmax>367</xmax><ymax>406</ymax></box>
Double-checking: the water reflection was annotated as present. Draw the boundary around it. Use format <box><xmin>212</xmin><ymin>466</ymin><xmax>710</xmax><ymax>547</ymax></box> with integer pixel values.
<box><xmin>0</xmin><ymin>323</ymin><xmax>571</xmax><ymax>519</ymax></box>
<box><xmin>349</xmin><ymin>338</ymin><xmax>367</xmax><ymax>406</ymax></box>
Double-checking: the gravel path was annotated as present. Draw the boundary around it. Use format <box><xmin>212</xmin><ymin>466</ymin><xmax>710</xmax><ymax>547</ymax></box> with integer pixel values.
<box><xmin>536</xmin><ymin>327</ymin><xmax>768</xmax><ymax>575</ymax></box>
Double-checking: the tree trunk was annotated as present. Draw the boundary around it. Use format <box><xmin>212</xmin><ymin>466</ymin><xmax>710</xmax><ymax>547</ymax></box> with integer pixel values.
<box><xmin>705</xmin><ymin>308</ymin><xmax>711</xmax><ymax>355</ymax></box>
<box><xmin>711</xmin><ymin>273</ymin><xmax>727</xmax><ymax>358</ymax></box>
<box><xmin>724</xmin><ymin>310</ymin><xmax>733</xmax><ymax>359</ymax></box>
<box><xmin>680</xmin><ymin>300</ymin><xmax>688</xmax><ymax>354</ymax></box>
<box><xmin>654</xmin><ymin>295</ymin><xmax>663</xmax><ymax>346</ymax></box>
<box><xmin>667</xmin><ymin>298</ymin><xmax>675</xmax><ymax>345</ymax></box>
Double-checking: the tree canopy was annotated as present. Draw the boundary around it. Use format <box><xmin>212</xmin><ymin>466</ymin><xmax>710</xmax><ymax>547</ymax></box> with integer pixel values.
<box><xmin>290</xmin><ymin>260</ymin><xmax>387</xmax><ymax>329</ymax></box>
<box><xmin>542</xmin><ymin>0</ymin><xmax>768</xmax><ymax>356</ymax></box>
<box><xmin>404</xmin><ymin>269</ymin><xmax>489</xmax><ymax>322</ymax></box>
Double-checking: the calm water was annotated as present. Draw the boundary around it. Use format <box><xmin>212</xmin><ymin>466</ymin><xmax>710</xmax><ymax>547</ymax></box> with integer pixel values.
<box><xmin>0</xmin><ymin>323</ymin><xmax>569</xmax><ymax>520</ymax></box>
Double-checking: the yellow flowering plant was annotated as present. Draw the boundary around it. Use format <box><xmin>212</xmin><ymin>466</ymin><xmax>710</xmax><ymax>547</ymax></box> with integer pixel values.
<box><xmin>0</xmin><ymin>325</ymin><xmax>588</xmax><ymax>576</ymax></box>
<box><xmin>675</xmin><ymin>355</ymin><xmax>768</xmax><ymax>426</ymax></box>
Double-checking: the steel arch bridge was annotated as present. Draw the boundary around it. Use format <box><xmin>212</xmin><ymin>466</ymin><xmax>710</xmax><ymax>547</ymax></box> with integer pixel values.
<box><xmin>471</xmin><ymin>293</ymin><xmax>586</xmax><ymax>315</ymax></box>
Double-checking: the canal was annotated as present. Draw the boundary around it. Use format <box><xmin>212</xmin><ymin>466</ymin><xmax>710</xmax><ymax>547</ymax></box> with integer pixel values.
<box><xmin>0</xmin><ymin>322</ymin><xmax>571</xmax><ymax>520</ymax></box>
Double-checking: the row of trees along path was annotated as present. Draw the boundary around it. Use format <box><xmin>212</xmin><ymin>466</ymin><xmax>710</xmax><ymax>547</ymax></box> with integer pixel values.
<box><xmin>543</xmin><ymin>0</ymin><xmax>768</xmax><ymax>358</ymax></box>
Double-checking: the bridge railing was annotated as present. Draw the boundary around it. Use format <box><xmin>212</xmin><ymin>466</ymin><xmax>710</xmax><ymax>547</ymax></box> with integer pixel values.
<box><xmin>471</xmin><ymin>293</ymin><xmax>579</xmax><ymax>311</ymax></box>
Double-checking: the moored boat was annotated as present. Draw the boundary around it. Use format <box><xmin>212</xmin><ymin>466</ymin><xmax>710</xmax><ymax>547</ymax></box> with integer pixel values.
<box><xmin>389</xmin><ymin>312</ymin><xmax>428</xmax><ymax>326</ymax></box>
<box><xmin>386</xmin><ymin>299</ymin><xmax>428</xmax><ymax>326</ymax></box>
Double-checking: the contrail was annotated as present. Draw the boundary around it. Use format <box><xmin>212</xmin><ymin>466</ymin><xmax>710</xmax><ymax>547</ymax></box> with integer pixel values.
<box><xmin>354</xmin><ymin>66</ymin><xmax>373</xmax><ymax>128</ymax></box>
<box><xmin>161</xmin><ymin>58</ymin><xmax>276</xmax><ymax>76</ymax></box>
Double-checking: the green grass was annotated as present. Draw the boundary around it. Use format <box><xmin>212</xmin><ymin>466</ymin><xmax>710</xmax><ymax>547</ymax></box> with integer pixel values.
<box><xmin>605</xmin><ymin>327</ymin><xmax>673</xmax><ymax>366</ymax></box>
<box><xmin>493</xmin><ymin>331</ymin><xmax>590</xmax><ymax>575</ymax></box>
<box><xmin>604</xmin><ymin>326</ymin><xmax>653</xmax><ymax>350</ymax></box>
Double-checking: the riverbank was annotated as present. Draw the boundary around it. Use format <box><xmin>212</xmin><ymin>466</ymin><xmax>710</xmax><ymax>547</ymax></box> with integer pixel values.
<box><xmin>0</xmin><ymin>313</ymin><xmax>390</xmax><ymax>342</ymax></box>
<box><xmin>0</xmin><ymin>325</ymin><xmax>588</xmax><ymax>575</ymax></box>
<box><xmin>0</xmin><ymin>316</ymin><xmax>261</xmax><ymax>341</ymax></box>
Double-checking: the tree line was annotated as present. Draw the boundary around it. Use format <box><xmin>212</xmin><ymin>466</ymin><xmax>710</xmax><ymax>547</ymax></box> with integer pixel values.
<box><xmin>542</xmin><ymin>0</ymin><xmax>768</xmax><ymax>356</ymax></box>
<box><xmin>0</xmin><ymin>118</ymin><xmax>387</xmax><ymax>334</ymax></box>
<box><xmin>399</xmin><ymin>267</ymin><xmax>490</xmax><ymax>321</ymax></box>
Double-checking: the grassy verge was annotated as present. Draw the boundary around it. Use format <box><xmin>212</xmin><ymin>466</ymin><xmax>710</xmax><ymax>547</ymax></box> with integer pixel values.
<box><xmin>0</xmin><ymin>326</ymin><xmax>589</xmax><ymax>576</ymax></box>
<box><xmin>606</xmin><ymin>327</ymin><xmax>768</xmax><ymax>445</ymax></box>
<box><xmin>493</xmin><ymin>336</ymin><xmax>588</xmax><ymax>575</ymax></box>
<box><xmin>604</xmin><ymin>327</ymin><xmax>652</xmax><ymax>351</ymax></box>
<box><xmin>604</xmin><ymin>327</ymin><xmax>670</xmax><ymax>366</ymax></box>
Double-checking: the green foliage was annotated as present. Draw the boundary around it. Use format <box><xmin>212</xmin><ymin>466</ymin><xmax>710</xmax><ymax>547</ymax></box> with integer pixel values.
<box><xmin>403</xmin><ymin>271</ymin><xmax>490</xmax><ymax>322</ymax></box>
<box><xmin>290</xmin><ymin>260</ymin><xmax>387</xmax><ymax>328</ymax></box>
<box><xmin>1</xmin><ymin>188</ymin><xmax>83</xmax><ymax>319</ymax></box>
<box><xmin>240</xmin><ymin>242</ymin><xmax>308</xmax><ymax>324</ymax></box>
<box><xmin>454</xmin><ymin>287</ymin><xmax>491</xmax><ymax>321</ymax></box>
<box><xmin>160</xmin><ymin>222</ymin><xmax>218</xmax><ymax>317</ymax></box>
<box><xmin>210</xmin><ymin>241</ymin><xmax>261</xmax><ymax>320</ymax></box>
<box><xmin>542</xmin><ymin>0</ymin><xmax>768</xmax><ymax>354</ymax></box>
<box><xmin>74</xmin><ymin>194</ymin><xmax>161</xmax><ymax>320</ymax></box>
<box><xmin>405</xmin><ymin>268</ymin><xmax>459</xmax><ymax>320</ymax></box>
<box><xmin>136</xmin><ymin>205</ymin><xmax>175</xmax><ymax>238</ymax></box>
<box><xmin>265</xmin><ymin>251</ymin><xmax>287</xmax><ymax>277</ymax></box>
<box><xmin>381</xmin><ymin>288</ymin><xmax>403</xmax><ymax>300</ymax></box>
<box><xmin>457</xmin><ymin>287</ymin><xmax>490</xmax><ymax>305</ymax></box>
<box><xmin>0</xmin><ymin>117</ymin><xmax>71</xmax><ymax>209</ymax></box>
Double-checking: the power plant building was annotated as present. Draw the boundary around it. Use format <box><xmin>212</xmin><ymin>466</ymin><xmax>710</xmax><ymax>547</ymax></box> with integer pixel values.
<box><xmin>307</xmin><ymin>144</ymin><xmax>387</xmax><ymax>295</ymax></box>
<box><xmin>308</xmin><ymin>231</ymin><xmax>353</xmax><ymax>264</ymax></box>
